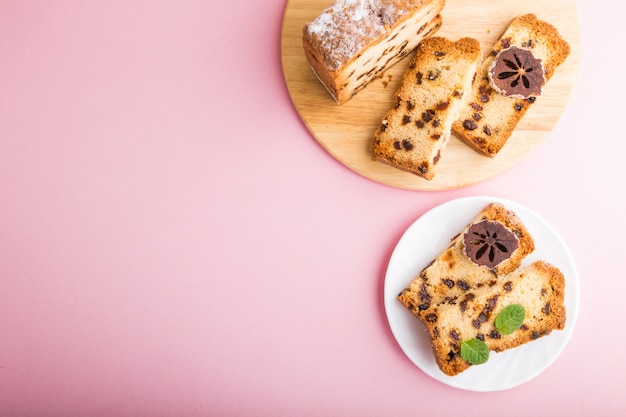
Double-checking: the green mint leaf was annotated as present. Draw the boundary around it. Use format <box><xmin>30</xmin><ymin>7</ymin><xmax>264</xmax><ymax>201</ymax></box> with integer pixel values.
<box><xmin>495</xmin><ymin>304</ymin><xmax>526</xmax><ymax>335</ymax></box>
<box><xmin>460</xmin><ymin>338</ymin><xmax>489</xmax><ymax>365</ymax></box>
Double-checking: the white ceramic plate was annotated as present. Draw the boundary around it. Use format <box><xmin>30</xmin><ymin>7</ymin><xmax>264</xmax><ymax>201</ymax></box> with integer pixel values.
<box><xmin>384</xmin><ymin>196</ymin><xmax>580</xmax><ymax>391</ymax></box>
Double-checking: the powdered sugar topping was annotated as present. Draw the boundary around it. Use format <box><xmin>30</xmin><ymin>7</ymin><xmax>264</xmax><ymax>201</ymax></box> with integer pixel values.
<box><xmin>306</xmin><ymin>0</ymin><xmax>415</xmax><ymax>70</ymax></box>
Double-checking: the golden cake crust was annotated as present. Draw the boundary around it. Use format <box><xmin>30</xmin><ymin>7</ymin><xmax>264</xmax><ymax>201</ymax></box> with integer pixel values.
<box><xmin>451</xmin><ymin>14</ymin><xmax>571</xmax><ymax>157</ymax></box>
<box><xmin>303</xmin><ymin>0</ymin><xmax>445</xmax><ymax>103</ymax></box>
<box><xmin>424</xmin><ymin>261</ymin><xmax>566</xmax><ymax>376</ymax></box>
<box><xmin>398</xmin><ymin>203</ymin><xmax>567</xmax><ymax>376</ymax></box>
<box><xmin>372</xmin><ymin>36</ymin><xmax>481</xmax><ymax>179</ymax></box>
<box><xmin>398</xmin><ymin>203</ymin><xmax>535</xmax><ymax>316</ymax></box>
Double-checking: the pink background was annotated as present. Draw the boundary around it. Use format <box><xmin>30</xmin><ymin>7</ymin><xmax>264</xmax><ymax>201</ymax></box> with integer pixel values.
<box><xmin>1</xmin><ymin>1</ymin><xmax>624</xmax><ymax>416</ymax></box>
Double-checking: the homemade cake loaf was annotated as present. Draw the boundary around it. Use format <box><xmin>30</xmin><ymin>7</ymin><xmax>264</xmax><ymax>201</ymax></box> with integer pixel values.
<box><xmin>302</xmin><ymin>0</ymin><xmax>445</xmax><ymax>104</ymax></box>
<box><xmin>371</xmin><ymin>36</ymin><xmax>481</xmax><ymax>180</ymax></box>
<box><xmin>451</xmin><ymin>14</ymin><xmax>571</xmax><ymax>157</ymax></box>
<box><xmin>398</xmin><ymin>202</ymin><xmax>568</xmax><ymax>376</ymax></box>
<box><xmin>398</xmin><ymin>202</ymin><xmax>535</xmax><ymax>325</ymax></box>
<box><xmin>423</xmin><ymin>260</ymin><xmax>566</xmax><ymax>376</ymax></box>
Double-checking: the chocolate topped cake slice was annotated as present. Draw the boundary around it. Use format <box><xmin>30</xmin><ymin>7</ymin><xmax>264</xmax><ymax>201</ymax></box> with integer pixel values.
<box><xmin>398</xmin><ymin>202</ymin><xmax>567</xmax><ymax>376</ymax></box>
<box><xmin>398</xmin><ymin>203</ymin><xmax>535</xmax><ymax>321</ymax></box>
<box><xmin>451</xmin><ymin>14</ymin><xmax>571</xmax><ymax>157</ymax></box>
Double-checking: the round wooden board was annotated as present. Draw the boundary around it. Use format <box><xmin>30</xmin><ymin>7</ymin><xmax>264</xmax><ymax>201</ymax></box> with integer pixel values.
<box><xmin>281</xmin><ymin>0</ymin><xmax>580</xmax><ymax>190</ymax></box>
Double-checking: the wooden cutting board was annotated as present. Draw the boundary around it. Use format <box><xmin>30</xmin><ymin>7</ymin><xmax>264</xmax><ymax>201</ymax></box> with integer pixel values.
<box><xmin>281</xmin><ymin>0</ymin><xmax>580</xmax><ymax>191</ymax></box>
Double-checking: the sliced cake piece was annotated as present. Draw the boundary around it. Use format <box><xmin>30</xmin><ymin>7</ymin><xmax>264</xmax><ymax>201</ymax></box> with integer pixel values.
<box><xmin>451</xmin><ymin>14</ymin><xmax>571</xmax><ymax>157</ymax></box>
<box><xmin>302</xmin><ymin>0</ymin><xmax>445</xmax><ymax>104</ymax></box>
<box><xmin>372</xmin><ymin>36</ymin><xmax>481</xmax><ymax>180</ymax></box>
<box><xmin>397</xmin><ymin>202</ymin><xmax>535</xmax><ymax>325</ymax></box>
<box><xmin>423</xmin><ymin>260</ymin><xmax>566</xmax><ymax>376</ymax></box>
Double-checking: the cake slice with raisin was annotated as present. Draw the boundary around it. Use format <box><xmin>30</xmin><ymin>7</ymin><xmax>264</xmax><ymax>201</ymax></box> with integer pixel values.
<box><xmin>423</xmin><ymin>260</ymin><xmax>566</xmax><ymax>376</ymax></box>
<box><xmin>372</xmin><ymin>36</ymin><xmax>481</xmax><ymax>180</ymax></box>
<box><xmin>303</xmin><ymin>0</ymin><xmax>445</xmax><ymax>104</ymax></box>
<box><xmin>398</xmin><ymin>203</ymin><xmax>535</xmax><ymax>324</ymax></box>
<box><xmin>451</xmin><ymin>14</ymin><xmax>571</xmax><ymax>157</ymax></box>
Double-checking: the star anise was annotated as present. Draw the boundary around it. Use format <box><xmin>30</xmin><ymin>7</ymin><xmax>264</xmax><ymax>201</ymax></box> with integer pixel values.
<box><xmin>488</xmin><ymin>46</ymin><xmax>546</xmax><ymax>98</ymax></box>
<box><xmin>463</xmin><ymin>220</ymin><xmax>519</xmax><ymax>270</ymax></box>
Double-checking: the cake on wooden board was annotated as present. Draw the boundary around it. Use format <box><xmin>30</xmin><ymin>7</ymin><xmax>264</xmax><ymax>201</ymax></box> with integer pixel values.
<box><xmin>451</xmin><ymin>14</ymin><xmax>571</xmax><ymax>157</ymax></box>
<box><xmin>371</xmin><ymin>36</ymin><xmax>481</xmax><ymax>180</ymax></box>
<box><xmin>302</xmin><ymin>0</ymin><xmax>445</xmax><ymax>104</ymax></box>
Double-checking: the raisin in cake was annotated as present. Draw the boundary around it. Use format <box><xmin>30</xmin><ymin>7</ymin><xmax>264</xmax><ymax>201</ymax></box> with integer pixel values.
<box><xmin>452</xmin><ymin>14</ymin><xmax>571</xmax><ymax>157</ymax></box>
<box><xmin>371</xmin><ymin>36</ymin><xmax>481</xmax><ymax>180</ymax></box>
<box><xmin>302</xmin><ymin>0</ymin><xmax>445</xmax><ymax>104</ymax></box>
<box><xmin>398</xmin><ymin>203</ymin><xmax>534</xmax><ymax>327</ymax></box>
<box><xmin>423</xmin><ymin>261</ymin><xmax>566</xmax><ymax>376</ymax></box>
